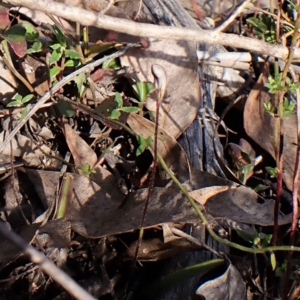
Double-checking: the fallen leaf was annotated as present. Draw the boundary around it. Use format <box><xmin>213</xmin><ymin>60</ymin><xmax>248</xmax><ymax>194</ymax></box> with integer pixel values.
<box><xmin>0</xmin><ymin>131</ymin><xmax>61</xmax><ymax>169</ymax></box>
<box><xmin>190</xmin><ymin>185</ymin><xmax>293</xmax><ymax>226</ymax></box>
<box><xmin>65</xmin><ymin>173</ymin><xmax>200</xmax><ymax>238</ymax></box>
<box><xmin>196</xmin><ymin>263</ymin><xmax>246</xmax><ymax>300</ymax></box>
<box><xmin>63</xmin><ymin>123</ymin><xmax>97</xmax><ymax>172</ymax></box>
<box><xmin>121</xmin><ymin>38</ymin><xmax>201</xmax><ymax>139</ymax></box>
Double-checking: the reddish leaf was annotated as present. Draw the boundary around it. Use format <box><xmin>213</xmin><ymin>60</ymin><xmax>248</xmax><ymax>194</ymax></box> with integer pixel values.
<box><xmin>0</xmin><ymin>5</ymin><xmax>10</xmax><ymax>30</ymax></box>
<box><xmin>3</xmin><ymin>24</ymin><xmax>27</xmax><ymax>57</ymax></box>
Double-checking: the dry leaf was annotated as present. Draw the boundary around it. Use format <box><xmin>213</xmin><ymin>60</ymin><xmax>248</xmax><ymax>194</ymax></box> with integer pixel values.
<box><xmin>121</xmin><ymin>38</ymin><xmax>201</xmax><ymax>139</ymax></box>
<box><xmin>190</xmin><ymin>185</ymin><xmax>293</xmax><ymax>226</ymax></box>
<box><xmin>65</xmin><ymin>173</ymin><xmax>200</xmax><ymax>238</ymax></box>
<box><xmin>0</xmin><ymin>131</ymin><xmax>61</xmax><ymax>169</ymax></box>
<box><xmin>196</xmin><ymin>263</ymin><xmax>246</xmax><ymax>300</ymax></box>
<box><xmin>63</xmin><ymin>123</ymin><xmax>97</xmax><ymax>171</ymax></box>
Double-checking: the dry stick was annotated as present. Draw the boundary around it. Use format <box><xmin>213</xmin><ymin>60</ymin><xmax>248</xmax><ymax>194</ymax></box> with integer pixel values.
<box><xmin>7</xmin><ymin>0</ymin><xmax>300</xmax><ymax>61</ymax></box>
<box><xmin>0</xmin><ymin>43</ymin><xmax>141</xmax><ymax>154</ymax></box>
<box><xmin>214</xmin><ymin>0</ymin><xmax>251</xmax><ymax>33</ymax></box>
<box><xmin>133</xmin><ymin>65</ymin><xmax>167</xmax><ymax>266</ymax></box>
<box><xmin>0</xmin><ymin>222</ymin><xmax>96</xmax><ymax>300</ymax></box>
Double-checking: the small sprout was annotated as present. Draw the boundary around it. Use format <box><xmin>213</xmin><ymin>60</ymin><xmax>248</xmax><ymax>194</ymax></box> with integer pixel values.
<box><xmin>80</xmin><ymin>163</ymin><xmax>96</xmax><ymax>176</ymax></box>
<box><xmin>7</xmin><ymin>94</ymin><xmax>34</xmax><ymax>107</ymax></box>
<box><xmin>136</xmin><ymin>136</ymin><xmax>152</xmax><ymax>156</ymax></box>
<box><xmin>265</xmin><ymin>166</ymin><xmax>278</xmax><ymax>178</ymax></box>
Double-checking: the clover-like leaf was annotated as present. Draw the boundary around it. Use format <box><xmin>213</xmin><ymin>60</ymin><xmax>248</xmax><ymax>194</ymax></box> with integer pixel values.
<box><xmin>27</xmin><ymin>41</ymin><xmax>42</xmax><ymax>54</ymax></box>
<box><xmin>24</xmin><ymin>23</ymin><xmax>39</xmax><ymax>42</ymax></box>
<box><xmin>65</xmin><ymin>49</ymin><xmax>81</xmax><ymax>60</ymax></box>
<box><xmin>3</xmin><ymin>24</ymin><xmax>27</xmax><ymax>57</ymax></box>
<box><xmin>50</xmin><ymin>47</ymin><xmax>63</xmax><ymax>65</ymax></box>
<box><xmin>110</xmin><ymin>109</ymin><xmax>121</xmax><ymax>120</ymax></box>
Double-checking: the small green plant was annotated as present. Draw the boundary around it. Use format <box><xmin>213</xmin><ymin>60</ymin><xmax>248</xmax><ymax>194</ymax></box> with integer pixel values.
<box><xmin>266</xmin><ymin>166</ymin><xmax>278</xmax><ymax>178</ymax></box>
<box><xmin>132</xmin><ymin>81</ymin><xmax>155</xmax><ymax>103</ymax></box>
<box><xmin>110</xmin><ymin>92</ymin><xmax>140</xmax><ymax>120</ymax></box>
<box><xmin>136</xmin><ymin>135</ymin><xmax>152</xmax><ymax>156</ymax></box>
<box><xmin>79</xmin><ymin>163</ymin><xmax>96</xmax><ymax>176</ymax></box>
<box><xmin>7</xmin><ymin>93</ymin><xmax>34</xmax><ymax>107</ymax></box>
<box><xmin>49</xmin><ymin>25</ymin><xmax>82</xmax><ymax>80</ymax></box>
<box><xmin>247</xmin><ymin>13</ymin><xmax>292</xmax><ymax>43</ymax></box>
<box><xmin>264</xmin><ymin>73</ymin><xmax>298</xmax><ymax>117</ymax></box>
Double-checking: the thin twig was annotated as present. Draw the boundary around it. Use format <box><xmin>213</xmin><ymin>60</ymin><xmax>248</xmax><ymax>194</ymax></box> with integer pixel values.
<box><xmin>0</xmin><ymin>222</ymin><xmax>96</xmax><ymax>300</ymax></box>
<box><xmin>214</xmin><ymin>0</ymin><xmax>251</xmax><ymax>33</ymax></box>
<box><xmin>0</xmin><ymin>43</ymin><xmax>141</xmax><ymax>154</ymax></box>
<box><xmin>6</xmin><ymin>0</ymin><xmax>299</xmax><ymax>61</ymax></box>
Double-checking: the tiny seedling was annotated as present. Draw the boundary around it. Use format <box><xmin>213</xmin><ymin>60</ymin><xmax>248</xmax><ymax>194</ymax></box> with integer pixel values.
<box><xmin>266</xmin><ymin>166</ymin><xmax>278</xmax><ymax>178</ymax></box>
<box><xmin>79</xmin><ymin>163</ymin><xmax>96</xmax><ymax>177</ymax></box>
<box><xmin>7</xmin><ymin>94</ymin><xmax>34</xmax><ymax>107</ymax></box>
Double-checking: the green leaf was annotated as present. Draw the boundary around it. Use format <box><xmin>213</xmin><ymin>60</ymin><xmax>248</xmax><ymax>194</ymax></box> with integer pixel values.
<box><xmin>110</xmin><ymin>109</ymin><xmax>121</xmax><ymax>120</ymax></box>
<box><xmin>20</xmin><ymin>105</ymin><xmax>31</xmax><ymax>120</ymax></box>
<box><xmin>50</xmin><ymin>47</ymin><xmax>63</xmax><ymax>65</ymax></box>
<box><xmin>27</xmin><ymin>41</ymin><xmax>42</xmax><ymax>54</ymax></box>
<box><xmin>118</xmin><ymin>106</ymin><xmax>140</xmax><ymax>113</ymax></box>
<box><xmin>102</xmin><ymin>58</ymin><xmax>121</xmax><ymax>70</ymax></box>
<box><xmin>50</xmin><ymin>66</ymin><xmax>61</xmax><ymax>79</ymax></box>
<box><xmin>7</xmin><ymin>100</ymin><xmax>22</xmax><ymax>107</ymax></box>
<box><xmin>15</xmin><ymin>94</ymin><xmax>22</xmax><ymax>102</ymax></box>
<box><xmin>80</xmin><ymin>163</ymin><xmax>96</xmax><ymax>176</ymax></box>
<box><xmin>136</xmin><ymin>135</ymin><xmax>152</xmax><ymax>156</ymax></box>
<box><xmin>114</xmin><ymin>92</ymin><xmax>123</xmax><ymax>108</ymax></box>
<box><xmin>74</xmin><ymin>73</ymin><xmax>87</xmax><ymax>98</ymax></box>
<box><xmin>270</xmin><ymin>253</ymin><xmax>276</xmax><ymax>271</ymax></box>
<box><xmin>65</xmin><ymin>49</ymin><xmax>82</xmax><ymax>59</ymax></box>
<box><xmin>133</xmin><ymin>81</ymin><xmax>155</xmax><ymax>102</ymax></box>
<box><xmin>24</xmin><ymin>23</ymin><xmax>39</xmax><ymax>42</ymax></box>
<box><xmin>64</xmin><ymin>59</ymin><xmax>75</xmax><ymax>67</ymax></box>
<box><xmin>50</xmin><ymin>43</ymin><xmax>62</xmax><ymax>50</ymax></box>
<box><xmin>53</xmin><ymin>25</ymin><xmax>67</xmax><ymax>47</ymax></box>
<box><xmin>3</xmin><ymin>24</ymin><xmax>27</xmax><ymax>58</ymax></box>
<box><xmin>21</xmin><ymin>94</ymin><xmax>34</xmax><ymax>104</ymax></box>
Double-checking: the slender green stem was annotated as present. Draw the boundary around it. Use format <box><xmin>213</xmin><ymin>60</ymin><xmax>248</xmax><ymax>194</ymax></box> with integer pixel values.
<box><xmin>157</xmin><ymin>153</ymin><xmax>300</xmax><ymax>254</ymax></box>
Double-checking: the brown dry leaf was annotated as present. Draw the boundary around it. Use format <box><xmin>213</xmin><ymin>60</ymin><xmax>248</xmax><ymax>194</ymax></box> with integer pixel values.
<box><xmin>63</xmin><ymin>123</ymin><xmax>97</xmax><ymax>172</ymax></box>
<box><xmin>0</xmin><ymin>57</ymin><xmax>18</xmax><ymax>103</ymax></box>
<box><xmin>127</xmin><ymin>113</ymin><xmax>190</xmax><ymax>182</ymax></box>
<box><xmin>244</xmin><ymin>70</ymin><xmax>297</xmax><ymax>194</ymax></box>
<box><xmin>25</xmin><ymin>169</ymin><xmax>60</xmax><ymax>209</ymax></box>
<box><xmin>196</xmin><ymin>263</ymin><xmax>246</xmax><ymax>300</ymax></box>
<box><xmin>65</xmin><ymin>173</ymin><xmax>200</xmax><ymax>238</ymax></box>
<box><xmin>190</xmin><ymin>185</ymin><xmax>293</xmax><ymax>226</ymax></box>
<box><xmin>21</xmin><ymin>55</ymin><xmax>49</xmax><ymax>97</ymax></box>
<box><xmin>0</xmin><ymin>131</ymin><xmax>61</xmax><ymax>169</ymax></box>
<box><xmin>121</xmin><ymin>37</ymin><xmax>201</xmax><ymax>139</ymax></box>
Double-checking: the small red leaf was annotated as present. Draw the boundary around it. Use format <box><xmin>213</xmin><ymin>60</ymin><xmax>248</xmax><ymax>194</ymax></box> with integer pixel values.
<box><xmin>0</xmin><ymin>5</ymin><xmax>10</xmax><ymax>30</ymax></box>
<box><xmin>3</xmin><ymin>24</ymin><xmax>27</xmax><ymax>57</ymax></box>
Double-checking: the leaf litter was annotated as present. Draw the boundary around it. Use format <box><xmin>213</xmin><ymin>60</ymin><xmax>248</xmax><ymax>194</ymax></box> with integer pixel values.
<box><xmin>0</xmin><ymin>0</ymin><xmax>298</xmax><ymax>299</ymax></box>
